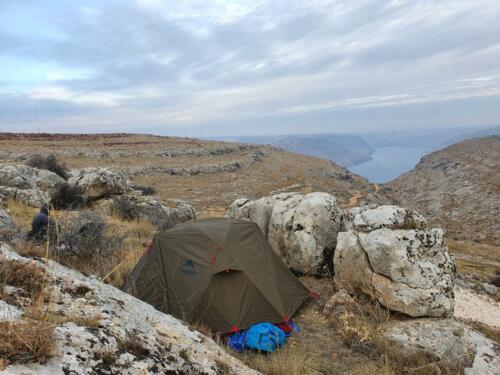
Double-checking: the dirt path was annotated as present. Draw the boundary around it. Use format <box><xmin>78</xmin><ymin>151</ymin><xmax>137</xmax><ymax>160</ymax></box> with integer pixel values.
<box><xmin>343</xmin><ymin>184</ymin><xmax>381</xmax><ymax>208</ymax></box>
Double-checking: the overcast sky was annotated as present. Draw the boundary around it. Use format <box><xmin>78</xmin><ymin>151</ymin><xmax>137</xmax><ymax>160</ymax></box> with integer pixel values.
<box><xmin>1</xmin><ymin>0</ymin><xmax>499</xmax><ymax>136</ymax></box>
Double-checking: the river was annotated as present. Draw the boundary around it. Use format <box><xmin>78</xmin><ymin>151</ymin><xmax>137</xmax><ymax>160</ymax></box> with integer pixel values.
<box><xmin>349</xmin><ymin>146</ymin><xmax>429</xmax><ymax>183</ymax></box>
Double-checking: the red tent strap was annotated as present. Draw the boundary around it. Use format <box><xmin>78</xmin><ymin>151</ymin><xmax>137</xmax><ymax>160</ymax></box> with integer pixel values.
<box><xmin>309</xmin><ymin>290</ymin><xmax>320</xmax><ymax>299</ymax></box>
<box><xmin>283</xmin><ymin>315</ymin><xmax>290</xmax><ymax>323</ymax></box>
<box><xmin>230</xmin><ymin>325</ymin><xmax>239</xmax><ymax>333</ymax></box>
<box><xmin>210</xmin><ymin>256</ymin><xmax>216</xmax><ymax>265</ymax></box>
<box><xmin>144</xmin><ymin>243</ymin><xmax>153</xmax><ymax>254</ymax></box>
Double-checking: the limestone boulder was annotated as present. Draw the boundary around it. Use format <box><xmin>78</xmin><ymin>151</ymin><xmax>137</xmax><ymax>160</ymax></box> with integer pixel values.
<box><xmin>334</xmin><ymin>205</ymin><xmax>456</xmax><ymax>318</ymax></box>
<box><xmin>345</xmin><ymin>205</ymin><xmax>427</xmax><ymax>232</ymax></box>
<box><xmin>0</xmin><ymin>242</ymin><xmax>258</xmax><ymax>375</ymax></box>
<box><xmin>0</xmin><ymin>209</ymin><xmax>18</xmax><ymax>241</ymax></box>
<box><xmin>69</xmin><ymin>168</ymin><xmax>132</xmax><ymax>200</ymax></box>
<box><xmin>100</xmin><ymin>194</ymin><xmax>196</xmax><ymax>230</ymax></box>
<box><xmin>226</xmin><ymin>192</ymin><xmax>343</xmax><ymax>275</ymax></box>
<box><xmin>383</xmin><ymin>319</ymin><xmax>499</xmax><ymax>375</ymax></box>
<box><xmin>335</xmin><ymin>229</ymin><xmax>456</xmax><ymax>317</ymax></box>
<box><xmin>0</xmin><ymin>164</ymin><xmax>65</xmax><ymax>192</ymax></box>
<box><xmin>0</xmin><ymin>164</ymin><xmax>64</xmax><ymax>206</ymax></box>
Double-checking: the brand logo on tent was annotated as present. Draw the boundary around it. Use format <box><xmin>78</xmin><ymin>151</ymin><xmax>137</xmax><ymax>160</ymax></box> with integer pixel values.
<box><xmin>180</xmin><ymin>260</ymin><xmax>197</xmax><ymax>277</ymax></box>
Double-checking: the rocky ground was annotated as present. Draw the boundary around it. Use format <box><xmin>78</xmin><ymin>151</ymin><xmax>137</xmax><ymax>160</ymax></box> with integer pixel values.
<box><xmin>0</xmin><ymin>132</ymin><xmax>499</xmax><ymax>374</ymax></box>
<box><xmin>0</xmin><ymin>133</ymin><xmax>390</xmax><ymax>215</ymax></box>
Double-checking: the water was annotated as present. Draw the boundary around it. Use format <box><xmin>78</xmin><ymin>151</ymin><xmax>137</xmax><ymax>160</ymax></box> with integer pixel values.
<box><xmin>349</xmin><ymin>146</ymin><xmax>429</xmax><ymax>183</ymax></box>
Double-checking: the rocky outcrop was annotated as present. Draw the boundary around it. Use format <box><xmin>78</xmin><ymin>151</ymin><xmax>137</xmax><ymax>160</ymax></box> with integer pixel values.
<box><xmin>334</xmin><ymin>205</ymin><xmax>456</xmax><ymax>318</ymax></box>
<box><xmin>0</xmin><ymin>243</ymin><xmax>258</xmax><ymax>374</ymax></box>
<box><xmin>226</xmin><ymin>192</ymin><xmax>343</xmax><ymax>275</ymax></box>
<box><xmin>69</xmin><ymin>168</ymin><xmax>132</xmax><ymax>200</ymax></box>
<box><xmin>0</xmin><ymin>209</ymin><xmax>17</xmax><ymax>241</ymax></box>
<box><xmin>383</xmin><ymin>319</ymin><xmax>499</xmax><ymax>375</ymax></box>
<box><xmin>0</xmin><ymin>164</ymin><xmax>65</xmax><ymax>207</ymax></box>
<box><xmin>99</xmin><ymin>194</ymin><xmax>196</xmax><ymax>230</ymax></box>
<box><xmin>128</xmin><ymin>160</ymin><xmax>247</xmax><ymax>177</ymax></box>
<box><xmin>387</xmin><ymin>136</ymin><xmax>500</xmax><ymax>245</ymax></box>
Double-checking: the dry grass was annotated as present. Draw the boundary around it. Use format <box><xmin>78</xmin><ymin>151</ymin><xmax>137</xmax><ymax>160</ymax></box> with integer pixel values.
<box><xmin>0</xmin><ymin>259</ymin><xmax>45</xmax><ymax>301</ymax></box>
<box><xmin>0</xmin><ymin>321</ymin><xmax>55</xmax><ymax>364</ymax></box>
<box><xmin>238</xmin><ymin>348</ymin><xmax>315</xmax><ymax>375</ymax></box>
<box><xmin>118</xmin><ymin>330</ymin><xmax>150</xmax><ymax>358</ymax></box>
<box><xmin>5</xmin><ymin>200</ymin><xmax>38</xmax><ymax>231</ymax></box>
<box><xmin>13</xmin><ymin>241</ymin><xmax>47</xmax><ymax>258</ymax></box>
<box><xmin>448</xmin><ymin>239</ymin><xmax>500</xmax><ymax>279</ymax></box>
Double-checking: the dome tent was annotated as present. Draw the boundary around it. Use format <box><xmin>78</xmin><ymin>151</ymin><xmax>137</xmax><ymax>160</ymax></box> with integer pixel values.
<box><xmin>123</xmin><ymin>218</ymin><xmax>310</xmax><ymax>334</ymax></box>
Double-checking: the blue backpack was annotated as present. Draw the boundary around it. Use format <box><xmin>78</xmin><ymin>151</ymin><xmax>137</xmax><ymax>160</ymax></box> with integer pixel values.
<box><xmin>245</xmin><ymin>323</ymin><xmax>285</xmax><ymax>352</ymax></box>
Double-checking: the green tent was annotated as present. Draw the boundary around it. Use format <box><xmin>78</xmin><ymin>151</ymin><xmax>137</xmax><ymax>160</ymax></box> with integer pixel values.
<box><xmin>123</xmin><ymin>218</ymin><xmax>310</xmax><ymax>334</ymax></box>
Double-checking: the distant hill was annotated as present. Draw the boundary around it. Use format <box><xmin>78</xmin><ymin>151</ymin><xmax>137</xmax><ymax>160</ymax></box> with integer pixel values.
<box><xmin>221</xmin><ymin>134</ymin><xmax>374</xmax><ymax>167</ymax></box>
<box><xmin>386</xmin><ymin>136</ymin><xmax>500</xmax><ymax>246</ymax></box>
<box><xmin>0</xmin><ymin>132</ymin><xmax>389</xmax><ymax>213</ymax></box>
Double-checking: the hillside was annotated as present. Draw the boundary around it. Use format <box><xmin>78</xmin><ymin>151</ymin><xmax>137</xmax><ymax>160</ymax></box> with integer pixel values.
<box><xmin>218</xmin><ymin>134</ymin><xmax>374</xmax><ymax>167</ymax></box>
<box><xmin>386</xmin><ymin>136</ymin><xmax>499</xmax><ymax>246</ymax></box>
<box><xmin>0</xmin><ymin>133</ymin><xmax>389</xmax><ymax>216</ymax></box>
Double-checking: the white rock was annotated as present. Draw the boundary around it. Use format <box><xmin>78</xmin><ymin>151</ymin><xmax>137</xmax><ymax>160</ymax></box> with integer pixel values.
<box><xmin>0</xmin><ymin>164</ymin><xmax>65</xmax><ymax>192</ymax></box>
<box><xmin>69</xmin><ymin>168</ymin><xmax>132</xmax><ymax>200</ymax></box>
<box><xmin>226</xmin><ymin>192</ymin><xmax>343</xmax><ymax>275</ymax></box>
<box><xmin>384</xmin><ymin>319</ymin><xmax>500</xmax><ymax>375</ymax></box>
<box><xmin>0</xmin><ymin>300</ymin><xmax>22</xmax><ymax>321</ymax></box>
<box><xmin>347</xmin><ymin>205</ymin><xmax>427</xmax><ymax>232</ymax></box>
<box><xmin>334</xmin><ymin>214</ymin><xmax>456</xmax><ymax>317</ymax></box>
<box><xmin>0</xmin><ymin>242</ymin><xmax>259</xmax><ymax>375</ymax></box>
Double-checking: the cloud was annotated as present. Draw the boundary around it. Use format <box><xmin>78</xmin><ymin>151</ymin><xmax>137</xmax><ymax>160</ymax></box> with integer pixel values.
<box><xmin>0</xmin><ymin>0</ymin><xmax>499</xmax><ymax>134</ymax></box>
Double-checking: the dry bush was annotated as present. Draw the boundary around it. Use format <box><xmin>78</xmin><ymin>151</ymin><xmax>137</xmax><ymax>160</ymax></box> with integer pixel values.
<box><xmin>0</xmin><ymin>260</ymin><xmax>45</xmax><ymax>301</ymax></box>
<box><xmin>111</xmin><ymin>196</ymin><xmax>139</xmax><ymax>221</ymax></box>
<box><xmin>0</xmin><ymin>321</ymin><xmax>55</xmax><ymax>364</ymax></box>
<box><xmin>118</xmin><ymin>330</ymin><xmax>150</xmax><ymax>358</ymax></box>
<box><xmin>26</xmin><ymin>154</ymin><xmax>69</xmax><ymax>180</ymax></box>
<box><xmin>50</xmin><ymin>183</ymin><xmax>85</xmax><ymax>210</ymax></box>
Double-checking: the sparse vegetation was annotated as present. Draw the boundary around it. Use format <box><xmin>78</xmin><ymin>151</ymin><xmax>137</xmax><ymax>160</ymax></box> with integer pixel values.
<box><xmin>112</xmin><ymin>196</ymin><xmax>139</xmax><ymax>221</ymax></box>
<box><xmin>0</xmin><ymin>259</ymin><xmax>45</xmax><ymax>301</ymax></box>
<box><xmin>26</xmin><ymin>154</ymin><xmax>69</xmax><ymax>180</ymax></box>
<box><xmin>0</xmin><ymin>321</ymin><xmax>55</xmax><ymax>365</ymax></box>
<box><xmin>50</xmin><ymin>183</ymin><xmax>85</xmax><ymax>210</ymax></box>
<box><xmin>118</xmin><ymin>331</ymin><xmax>150</xmax><ymax>358</ymax></box>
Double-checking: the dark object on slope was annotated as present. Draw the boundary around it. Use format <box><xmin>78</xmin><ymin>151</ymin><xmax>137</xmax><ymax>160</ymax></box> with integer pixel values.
<box><xmin>130</xmin><ymin>184</ymin><xmax>157</xmax><ymax>196</ymax></box>
<box><xmin>123</xmin><ymin>218</ymin><xmax>310</xmax><ymax>334</ymax></box>
<box><xmin>491</xmin><ymin>274</ymin><xmax>500</xmax><ymax>288</ymax></box>
<box><xmin>27</xmin><ymin>204</ymin><xmax>50</xmax><ymax>241</ymax></box>
<box><xmin>50</xmin><ymin>183</ymin><xmax>85</xmax><ymax>209</ymax></box>
<box><xmin>26</xmin><ymin>154</ymin><xmax>69</xmax><ymax>180</ymax></box>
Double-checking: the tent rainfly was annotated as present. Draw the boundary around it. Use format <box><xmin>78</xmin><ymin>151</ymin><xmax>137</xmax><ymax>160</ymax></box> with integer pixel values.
<box><xmin>123</xmin><ymin>218</ymin><xmax>311</xmax><ymax>334</ymax></box>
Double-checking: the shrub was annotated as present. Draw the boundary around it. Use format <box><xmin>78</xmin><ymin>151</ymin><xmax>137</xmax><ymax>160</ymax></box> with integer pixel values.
<box><xmin>50</xmin><ymin>183</ymin><xmax>85</xmax><ymax>210</ymax></box>
<box><xmin>130</xmin><ymin>184</ymin><xmax>156</xmax><ymax>196</ymax></box>
<box><xmin>54</xmin><ymin>211</ymin><xmax>124</xmax><ymax>279</ymax></box>
<box><xmin>58</xmin><ymin>211</ymin><xmax>122</xmax><ymax>260</ymax></box>
<box><xmin>26</xmin><ymin>154</ymin><xmax>69</xmax><ymax>180</ymax></box>
<box><xmin>112</xmin><ymin>197</ymin><xmax>139</xmax><ymax>221</ymax></box>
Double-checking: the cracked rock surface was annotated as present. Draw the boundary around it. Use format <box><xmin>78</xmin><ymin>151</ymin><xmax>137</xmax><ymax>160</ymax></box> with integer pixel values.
<box><xmin>0</xmin><ymin>243</ymin><xmax>259</xmax><ymax>375</ymax></box>
<box><xmin>226</xmin><ymin>192</ymin><xmax>343</xmax><ymax>275</ymax></box>
<box><xmin>334</xmin><ymin>205</ymin><xmax>456</xmax><ymax>317</ymax></box>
